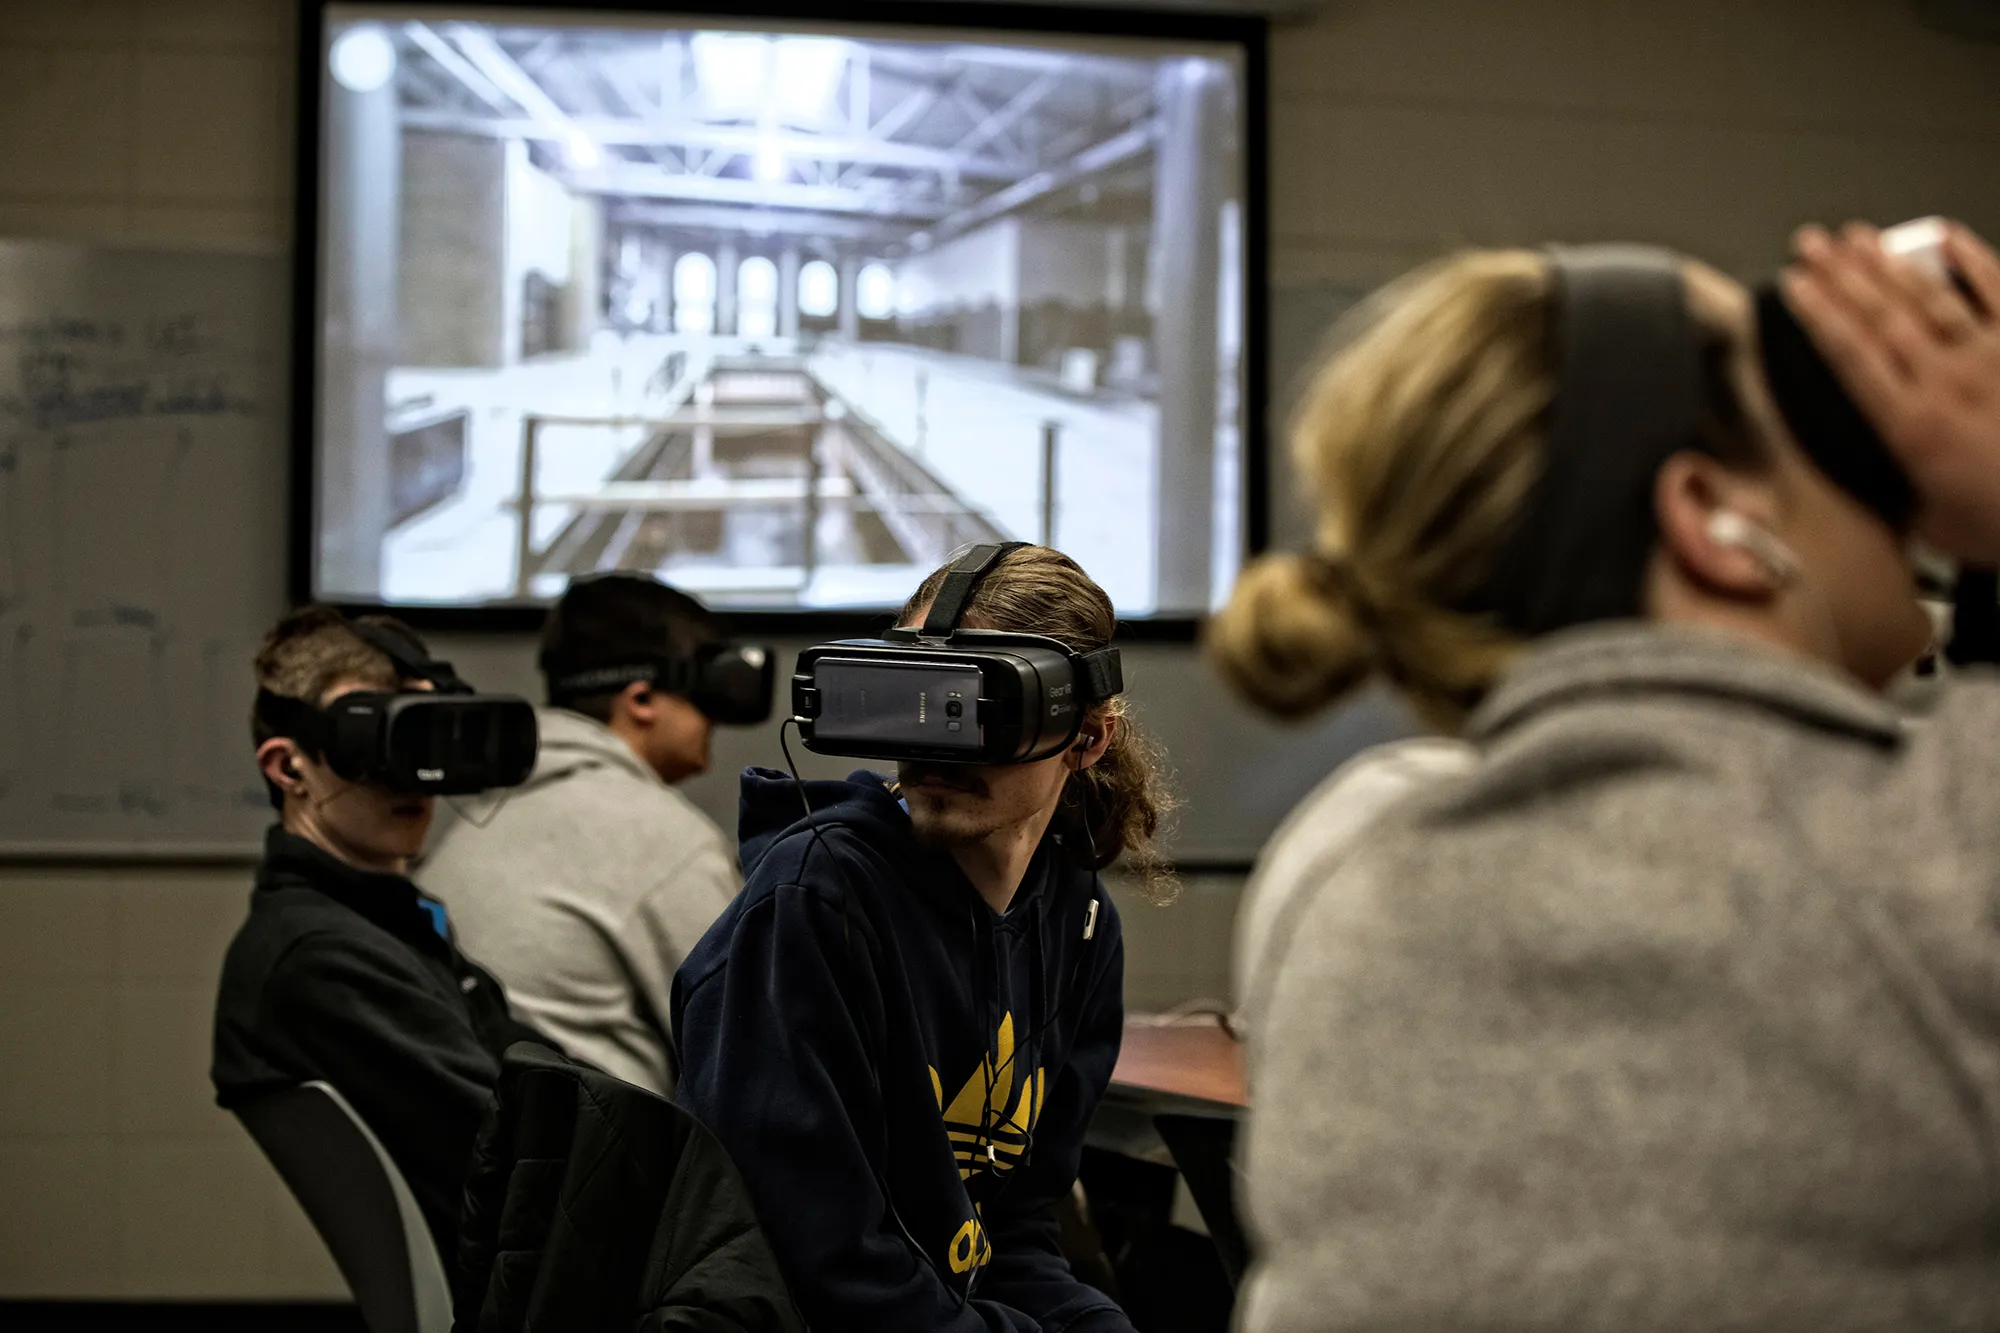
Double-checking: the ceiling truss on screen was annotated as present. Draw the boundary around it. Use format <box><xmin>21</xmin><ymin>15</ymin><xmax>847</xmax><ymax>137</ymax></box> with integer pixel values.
<box><xmin>391</xmin><ymin>19</ymin><xmax>1203</xmax><ymax>250</ymax></box>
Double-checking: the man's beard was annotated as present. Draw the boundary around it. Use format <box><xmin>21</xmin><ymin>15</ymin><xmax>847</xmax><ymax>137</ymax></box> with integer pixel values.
<box><xmin>899</xmin><ymin>764</ymin><xmax>999</xmax><ymax>844</ymax></box>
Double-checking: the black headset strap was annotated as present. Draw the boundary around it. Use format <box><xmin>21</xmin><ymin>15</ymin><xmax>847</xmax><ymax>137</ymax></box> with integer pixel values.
<box><xmin>1460</xmin><ymin>245</ymin><xmax>1703</xmax><ymax>635</ymax></box>
<box><xmin>347</xmin><ymin>620</ymin><xmax>471</xmax><ymax>695</ymax></box>
<box><xmin>547</xmin><ymin>656</ymin><xmax>698</xmax><ymax>704</ymax></box>
<box><xmin>1754</xmin><ymin>282</ymin><xmax>1916</xmax><ymax>530</ymax></box>
<box><xmin>921</xmin><ymin>542</ymin><xmax>1030</xmax><ymax>637</ymax></box>
<box><xmin>258</xmin><ymin>616</ymin><xmax>466</xmax><ymax>750</ymax></box>
<box><xmin>253</xmin><ymin>687</ymin><xmax>335</xmax><ymax>757</ymax></box>
<box><xmin>1075</xmin><ymin>648</ymin><xmax>1123</xmax><ymax>704</ymax></box>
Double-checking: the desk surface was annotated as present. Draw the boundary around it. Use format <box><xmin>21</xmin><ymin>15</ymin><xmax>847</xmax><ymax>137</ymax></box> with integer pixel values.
<box><xmin>1111</xmin><ymin>1017</ymin><xmax>1247</xmax><ymax>1110</ymax></box>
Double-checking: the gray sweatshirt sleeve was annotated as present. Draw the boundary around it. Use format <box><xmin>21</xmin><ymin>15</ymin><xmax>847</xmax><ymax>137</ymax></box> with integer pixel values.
<box><xmin>617</xmin><ymin>836</ymin><xmax>741</xmax><ymax>1087</ymax></box>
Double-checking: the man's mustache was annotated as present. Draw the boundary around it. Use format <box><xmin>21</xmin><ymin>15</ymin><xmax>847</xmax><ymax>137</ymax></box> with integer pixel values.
<box><xmin>900</xmin><ymin>765</ymin><xmax>986</xmax><ymax>795</ymax></box>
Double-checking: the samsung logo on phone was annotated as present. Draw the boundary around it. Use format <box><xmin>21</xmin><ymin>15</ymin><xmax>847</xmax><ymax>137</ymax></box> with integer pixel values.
<box><xmin>417</xmin><ymin>767</ymin><xmax>444</xmax><ymax>782</ymax></box>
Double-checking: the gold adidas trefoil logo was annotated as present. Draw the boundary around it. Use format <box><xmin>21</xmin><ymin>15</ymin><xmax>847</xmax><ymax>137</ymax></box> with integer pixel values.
<box><xmin>928</xmin><ymin>1012</ymin><xmax>1047</xmax><ymax>1273</ymax></box>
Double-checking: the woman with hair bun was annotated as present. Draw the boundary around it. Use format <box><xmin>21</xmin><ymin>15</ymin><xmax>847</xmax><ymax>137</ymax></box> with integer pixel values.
<box><xmin>1218</xmin><ymin>224</ymin><xmax>2000</xmax><ymax>1332</ymax></box>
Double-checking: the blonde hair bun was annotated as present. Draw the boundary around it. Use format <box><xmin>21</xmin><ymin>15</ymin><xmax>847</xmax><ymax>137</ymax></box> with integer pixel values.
<box><xmin>1211</xmin><ymin>249</ymin><xmax>1561</xmax><ymax>731</ymax></box>
<box><xmin>1207</xmin><ymin>552</ymin><xmax>1376</xmax><ymax>719</ymax></box>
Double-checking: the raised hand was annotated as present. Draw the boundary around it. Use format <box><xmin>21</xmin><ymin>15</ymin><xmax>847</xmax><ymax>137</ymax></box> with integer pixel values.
<box><xmin>1781</xmin><ymin>220</ymin><xmax>2000</xmax><ymax>560</ymax></box>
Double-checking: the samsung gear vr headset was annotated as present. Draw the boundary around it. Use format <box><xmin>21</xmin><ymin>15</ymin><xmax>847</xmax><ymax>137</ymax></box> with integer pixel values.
<box><xmin>792</xmin><ymin>542</ymin><xmax>1125</xmax><ymax>765</ymax></box>
<box><xmin>254</xmin><ymin>619</ymin><xmax>538</xmax><ymax>797</ymax></box>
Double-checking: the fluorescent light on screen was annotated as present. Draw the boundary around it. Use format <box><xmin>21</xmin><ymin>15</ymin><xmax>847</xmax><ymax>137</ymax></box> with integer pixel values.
<box><xmin>773</xmin><ymin>38</ymin><xmax>845</xmax><ymax>123</ymax></box>
<box><xmin>563</xmin><ymin>127</ymin><xmax>602</xmax><ymax>169</ymax></box>
<box><xmin>329</xmin><ymin>25</ymin><xmax>397</xmax><ymax>93</ymax></box>
<box><xmin>753</xmin><ymin>140</ymin><xmax>787</xmax><ymax>183</ymax></box>
<box><xmin>691</xmin><ymin>32</ymin><xmax>770</xmax><ymax>118</ymax></box>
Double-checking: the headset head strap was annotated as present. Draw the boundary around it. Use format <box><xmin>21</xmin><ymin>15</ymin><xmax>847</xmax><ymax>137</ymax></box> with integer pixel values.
<box><xmin>1460</xmin><ymin>244</ymin><xmax>1703</xmax><ymax>635</ymax></box>
<box><xmin>919</xmin><ymin>542</ymin><xmax>1031</xmax><ymax>638</ymax></box>
<box><xmin>347</xmin><ymin>619</ymin><xmax>472</xmax><ymax>695</ymax></box>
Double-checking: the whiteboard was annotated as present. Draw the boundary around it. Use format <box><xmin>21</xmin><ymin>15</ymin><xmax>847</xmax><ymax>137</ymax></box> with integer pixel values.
<box><xmin>0</xmin><ymin>240</ymin><xmax>289</xmax><ymax>856</ymax></box>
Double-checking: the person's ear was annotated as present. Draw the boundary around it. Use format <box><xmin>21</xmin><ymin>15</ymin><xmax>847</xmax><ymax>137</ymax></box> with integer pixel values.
<box><xmin>1064</xmin><ymin>714</ymin><xmax>1117</xmax><ymax>773</ymax></box>
<box><xmin>1654</xmin><ymin>452</ymin><xmax>1796</xmax><ymax>599</ymax></box>
<box><xmin>256</xmin><ymin>738</ymin><xmax>307</xmax><ymax>799</ymax></box>
<box><xmin>613</xmin><ymin>680</ymin><xmax>658</xmax><ymax>728</ymax></box>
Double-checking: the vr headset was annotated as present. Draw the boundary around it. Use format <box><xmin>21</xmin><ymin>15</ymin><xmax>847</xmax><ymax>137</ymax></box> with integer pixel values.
<box><xmin>1754</xmin><ymin>218</ymin><xmax>1965</xmax><ymax>536</ymax></box>
<box><xmin>1758</xmin><ymin>219</ymin><xmax>1989</xmax><ymax>538</ymax></box>
<box><xmin>792</xmin><ymin>542</ymin><xmax>1125</xmax><ymax>764</ymax></box>
<box><xmin>1757</xmin><ymin>216</ymin><xmax>1994</xmax><ymax>660</ymax></box>
<box><xmin>255</xmin><ymin>620</ymin><xmax>538</xmax><ymax>797</ymax></box>
<box><xmin>546</xmin><ymin>642</ymin><xmax>775</xmax><ymax>726</ymax></box>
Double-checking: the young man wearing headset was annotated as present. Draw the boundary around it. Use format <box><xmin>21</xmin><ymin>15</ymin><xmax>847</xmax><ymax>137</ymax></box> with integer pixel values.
<box><xmin>673</xmin><ymin>545</ymin><xmax>1172</xmax><ymax>1332</ymax></box>
<box><xmin>420</xmin><ymin>574</ymin><xmax>757</xmax><ymax>1096</ymax></box>
<box><xmin>211</xmin><ymin>606</ymin><xmax>546</xmax><ymax>1264</ymax></box>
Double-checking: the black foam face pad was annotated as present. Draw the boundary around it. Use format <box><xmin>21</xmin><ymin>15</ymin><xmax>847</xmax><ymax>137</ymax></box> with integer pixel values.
<box><xmin>1753</xmin><ymin>282</ymin><xmax>1917</xmax><ymax>531</ymax></box>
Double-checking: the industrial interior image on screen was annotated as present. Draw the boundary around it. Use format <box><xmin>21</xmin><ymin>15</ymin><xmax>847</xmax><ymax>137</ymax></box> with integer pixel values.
<box><xmin>314</xmin><ymin>8</ymin><xmax>1247</xmax><ymax>617</ymax></box>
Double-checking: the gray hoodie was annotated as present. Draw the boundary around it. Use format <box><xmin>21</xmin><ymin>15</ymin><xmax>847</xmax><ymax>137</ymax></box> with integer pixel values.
<box><xmin>418</xmin><ymin>708</ymin><xmax>737</xmax><ymax>1095</ymax></box>
<box><xmin>1238</xmin><ymin>624</ymin><xmax>2000</xmax><ymax>1332</ymax></box>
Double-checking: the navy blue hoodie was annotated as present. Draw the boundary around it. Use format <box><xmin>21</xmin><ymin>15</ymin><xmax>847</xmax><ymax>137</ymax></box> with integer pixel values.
<box><xmin>672</xmin><ymin>768</ymin><xmax>1132</xmax><ymax>1333</ymax></box>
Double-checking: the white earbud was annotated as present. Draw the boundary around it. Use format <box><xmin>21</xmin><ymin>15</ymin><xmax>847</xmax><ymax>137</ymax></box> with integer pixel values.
<box><xmin>1706</xmin><ymin>510</ymin><xmax>1801</xmax><ymax>586</ymax></box>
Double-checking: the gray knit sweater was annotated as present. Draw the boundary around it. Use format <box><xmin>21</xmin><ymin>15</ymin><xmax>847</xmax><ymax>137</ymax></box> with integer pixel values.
<box><xmin>1238</xmin><ymin>624</ymin><xmax>2000</xmax><ymax>1332</ymax></box>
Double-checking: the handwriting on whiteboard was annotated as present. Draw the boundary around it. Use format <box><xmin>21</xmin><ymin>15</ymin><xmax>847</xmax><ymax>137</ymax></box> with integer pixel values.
<box><xmin>0</xmin><ymin>239</ymin><xmax>290</xmax><ymax>851</ymax></box>
<box><xmin>0</xmin><ymin>316</ymin><xmax>260</xmax><ymax>431</ymax></box>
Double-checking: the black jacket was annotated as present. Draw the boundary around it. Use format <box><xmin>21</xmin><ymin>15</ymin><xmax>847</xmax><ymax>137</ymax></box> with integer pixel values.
<box><xmin>212</xmin><ymin>826</ymin><xmax>545</xmax><ymax>1261</ymax></box>
<box><xmin>673</xmin><ymin>770</ymin><xmax>1131</xmax><ymax>1333</ymax></box>
<box><xmin>454</xmin><ymin>1041</ymin><xmax>804</xmax><ymax>1333</ymax></box>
